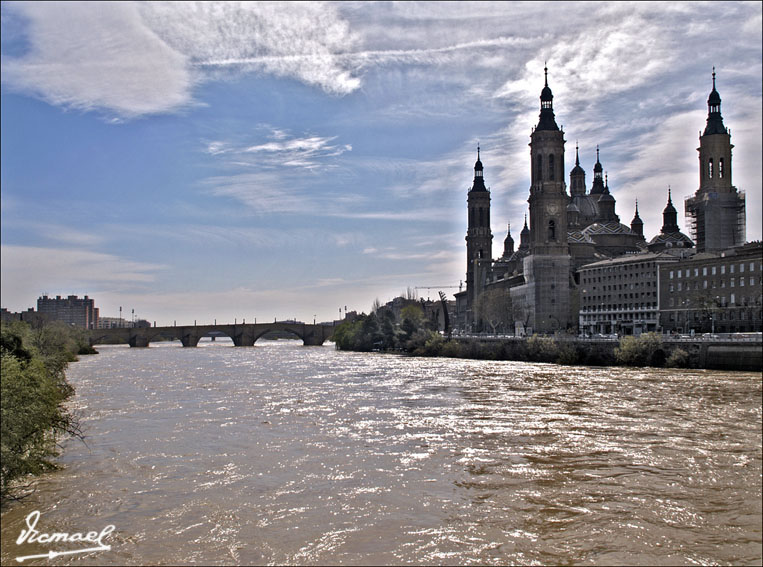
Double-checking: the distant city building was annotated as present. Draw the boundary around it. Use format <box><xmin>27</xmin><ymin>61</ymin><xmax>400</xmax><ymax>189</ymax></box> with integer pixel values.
<box><xmin>578</xmin><ymin>252</ymin><xmax>680</xmax><ymax>336</ymax></box>
<box><xmin>97</xmin><ymin>316</ymin><xmax>130</xmax><ymax>329</ymax></box>
<box><xmin>36</xmin><ymin>295</ymin><xmax>99</xmax><ymax>329</ymax></box>
<box><xmin>0</xmin><ymin>307</ymin><xmax>46</xmax><ymax>326</ymax></box>
<box><xmin>659</xmin><ymin>241</ymin><xmax>762</xmax><ymax>334</ymax></box>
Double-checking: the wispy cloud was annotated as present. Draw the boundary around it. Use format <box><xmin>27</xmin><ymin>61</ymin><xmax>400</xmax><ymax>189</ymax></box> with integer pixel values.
<box><xmin>1</xmin><ymin>1</ymin><xmax>361</xmax><ymax>118</ymax></box>
<box><xmin>0</xmin><ymin>245</ymin><xmax>166</xmax><ymax>310</ymax></box>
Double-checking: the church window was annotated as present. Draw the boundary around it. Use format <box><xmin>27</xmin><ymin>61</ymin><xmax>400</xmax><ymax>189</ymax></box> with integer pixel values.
<box><xmin>708</xmin><ymin>158</ymin><xmax>713</xmax><ymax>178</ymax></box>
<box><xmin>719</xmin><ymin>158</ymin><xmax>724</xmax><ymax>178</ymax></box>
<box><xmin>548</xmin><ymin>219</ymin><xmax>556</xmax><ymax>241</ymax></box>
<box><xmin>479</xmin><ymin>208</ymin><xmax>484</xmax><ymax>226</ymax></box>
<box><xmin>549</xmin><ymin>154</ymin><xmax>555</xmax><ymax>180</ymax></box>
<box><xmin>537</xmin><ymin>155</ymin><xmax>543</xmax><ymax>181</ymax></box>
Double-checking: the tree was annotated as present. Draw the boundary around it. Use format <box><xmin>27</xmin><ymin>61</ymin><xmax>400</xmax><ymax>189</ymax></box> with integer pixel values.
<box><xmin>473</xmin><ymin>288</ymin><xmax>513</xmax><ymax>334</ymax></box>
<box><xmin>1</xmin><ymin>321</ymin><xmax>82</xmax><ymax>502</ymax></box>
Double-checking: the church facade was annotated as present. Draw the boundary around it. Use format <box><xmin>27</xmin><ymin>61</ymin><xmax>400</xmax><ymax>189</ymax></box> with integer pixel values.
<box><xmin>455</xmin><ymin>68</ymin><xmax>748</xmax><ymax>335</ymax></box>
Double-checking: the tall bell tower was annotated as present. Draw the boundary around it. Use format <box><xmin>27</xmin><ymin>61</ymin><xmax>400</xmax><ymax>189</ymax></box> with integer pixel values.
<box><xmin>528</xmin><ymin>65</ymin><xmax>569</xmax><ymax>256</ymax></box>
<box><xmin>465</xmin><ymin>146</ymin><xmax>493</xmax><ymax>326</ymax></box>
<box><xmin>516</xmin><ymin>65</ymin><xmax>572</xmax><ymax>333</ymax></box>
<box><xmin>685</xmin><ymin>69</ymin><xmax>746</xmax><ymax>251</ymax></box>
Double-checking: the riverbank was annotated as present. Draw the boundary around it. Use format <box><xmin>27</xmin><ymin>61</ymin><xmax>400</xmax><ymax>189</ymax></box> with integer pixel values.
<box><xmin>440</xmin><ymin>334</ymin><xmax>762</xmax><ymax>371</ymax></box>
<box><xmin>0</xmin><ymin>321</ymin><xmax>89</xmax><ymax>504</ymax></box>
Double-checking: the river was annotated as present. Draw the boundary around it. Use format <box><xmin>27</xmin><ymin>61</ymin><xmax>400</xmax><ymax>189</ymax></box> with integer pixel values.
<box><xmin>2</xmin><ymin>339</ymin><xmax>761</xmax><ymax>565</ymax></box>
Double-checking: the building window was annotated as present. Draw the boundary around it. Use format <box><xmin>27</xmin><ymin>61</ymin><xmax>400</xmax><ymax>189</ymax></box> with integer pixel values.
<box><xmin>549</xmin><ymin>154</ymin><xmax>555</xmax><ymax>180</ymax></box>
<box><xmin>703</xmin><ymin>280</ymin><xmax>708</xmax><ymax>289</ymax></box>
<box><xmin>730</xmin><ymin>264</ymin><xmax>735</xmax><ymax>274</ymax></box>
<box><xmin>751</xmin><ymin>262</ymin><xmax>755</xmax><ymax>272</ymax></box>
<box><xmin>694</xmin><ymin>268</ymin><xmax>699</xmax><ymax>277</ymax></box>
<box><xmin>721</xmin><ymin>265</ymin><xmax>726</xmax><ymax>274</ymax></box>
<box><xmin>708</xmin><ymin>158</ymin><xmax>713</xmax><ymax>178</ymax></box>
<box><xmin>731</xmin><ymin>293</ymin><xmax>735</xmax><ymax>305</ymax></box>
<box><xmin>548</xmin><ymin>219</ymin><xmax>556</xmax><ymax>241</ymax></box>
<box><xmin>537</xmin><ymin>155</ymin><xmax>543</xmax><ymax>181</ymax></box>
<box><xmin>719</xmin><ymin>158</ymin><xmax>724</xmax><ymax>178</ymax></box>
<box><xmin>712</xmin><ymin>266</ymin><xmax>716</xmax><ymax>275</ymax></box>
<box><xmin>703</xmin><ymin>267</ymin><xmax>707</xmax><ymax>276</ymax></box>
<box><xmin>740</xmin><ymin>278</ymin><xmax>744</xmax><ymax>287</ymax></box>
<box><xmin>740</xmin><ymin>263</ymin><xmax>745</xmax><ymax>273</ymax></box>
<box><xmin>670</xmin><ymin>270</ymin><xmax>674</xmax><ymax>279</ymax></box>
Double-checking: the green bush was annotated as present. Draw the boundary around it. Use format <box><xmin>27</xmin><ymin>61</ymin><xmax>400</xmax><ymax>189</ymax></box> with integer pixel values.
<box><xmin>614</xmin><ymin>333</ymin><xmax>664</xmax><ymax>367</ymax></box>
<box><xmin>666</xmin><ymin>347</ymin><xmax>690</xmax><ymax>368</ymax></box>
<box><xmin>1</xmin><ymin>322</ymin><xmax>82</xmax><ymax>502</ymax></box>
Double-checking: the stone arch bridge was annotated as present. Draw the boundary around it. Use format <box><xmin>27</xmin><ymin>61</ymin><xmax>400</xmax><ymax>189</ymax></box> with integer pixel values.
<box><xmin>89</xmin><ymin>322</ymin><xmax>335</xmax><ymax>348</ymax></box>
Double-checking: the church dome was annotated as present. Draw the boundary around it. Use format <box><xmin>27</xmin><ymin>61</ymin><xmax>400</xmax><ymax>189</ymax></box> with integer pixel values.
<box><xmin>582</xmin><ymin>221</ymin><xmax>634</xmax><ymax>236</ymax></box>
<box><xmin>571</xmin><ymin>194</ymin><xmax>600</xmax><ymax>218</ymax></box>
<box><xmin>648</xmin><ymin>231</ymin><xmax>694</xmax><ymax>249</ymax></box>
<box><xmin>567</xmin><ymin>202</ymin><xmax>580</xmax><ymax>212</ymax></box>
<box><xmin>567</xmin><ymin>229</ymin><xmax>593</xmax><ymax>244</ymax></box>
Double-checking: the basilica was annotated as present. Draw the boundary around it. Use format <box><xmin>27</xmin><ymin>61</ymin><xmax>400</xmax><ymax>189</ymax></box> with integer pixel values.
<box><xmin>454</xmin><ymin>68</ymin><xmax>748</xmax><ymax>334</ymax></box>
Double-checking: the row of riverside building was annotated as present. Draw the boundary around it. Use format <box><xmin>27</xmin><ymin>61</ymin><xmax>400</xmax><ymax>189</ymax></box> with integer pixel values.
<box><xmin>454</xmin><ymin>67</ymin><xmax>761</xmax><ymax>336</ymax></box>
<box><xmin>1</xmin><ymin>295</ymin><xmax>144</xmax><ymax>329</ymax></box>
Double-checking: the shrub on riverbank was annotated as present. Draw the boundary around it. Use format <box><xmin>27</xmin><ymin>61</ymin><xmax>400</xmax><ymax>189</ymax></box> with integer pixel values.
<box><xmin>1</xmin><ymin>321</ymin><xmax>84</xmax><ymax>503</ymax></box>
<box><xmin>614</xmin><ymin>333</ymin><xmax>665</xmax><ymax>367</ymax></box>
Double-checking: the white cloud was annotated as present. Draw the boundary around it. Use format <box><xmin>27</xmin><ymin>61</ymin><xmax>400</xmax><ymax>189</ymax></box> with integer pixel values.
<box><xmin>2</xmin><ymin>1</ymin><xmax>361</xmax><ymax>118</ymax></box>
<box><xmin>2</xmin><ymin>2</ymin><xmax>193</xmax><ymax>117</ymax></box>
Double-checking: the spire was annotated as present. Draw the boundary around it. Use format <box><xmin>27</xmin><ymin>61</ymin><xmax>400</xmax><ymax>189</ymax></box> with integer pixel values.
<box><xmin>630</xmin><ymin>199</ymin><xmax>644</xmax><ymax>237</ymax></box>
<box><xmin>519</xmin><ymin>213</ymin><xmax>530</xmax><ymax>249</ymax></box>
<box><xmin>569</xmin><ymin>141</ymin><xmax>586</xmax><ymax>195</ymax></box>
<box><xmin>503</xmin><ymin>223</ymin><xmax>515</xmax><ymax>257</ymax></box>
<box><xmin>470</xmin><ymin>144</ymin><xmax>486</xmax><ymax>191</ymax></box>
<box><xmin>704</xmin><ymin>67</ymin><xmax>726</xmax><ymax>135</ymax></box>
<box><xmin>661</xmin><ymin>186</ymin><xmax>679</xmax><ymax>233</ymax></box>
<box><xmin>590</xmin><ymin>145</ymin><xmax>605</xmax><ymax>194</ymax></box>
<box><xmin>536</xmin><ymin>63</ymin><xmax>558</xmax><ymax>131</ymax></box>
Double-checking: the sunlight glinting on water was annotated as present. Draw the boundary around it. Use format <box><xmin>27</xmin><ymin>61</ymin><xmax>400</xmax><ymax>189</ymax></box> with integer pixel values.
<box><xmin>1</xmin><ymin>339</ymin><xmax>760</xmax><ymax>565</ymax></box>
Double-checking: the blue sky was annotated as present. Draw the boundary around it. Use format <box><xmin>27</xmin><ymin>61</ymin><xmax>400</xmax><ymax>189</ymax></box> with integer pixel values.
<box><xmin>2</xmin><ymin>1</ymin><xmax>761</xmax><ymax>325</ymax></box>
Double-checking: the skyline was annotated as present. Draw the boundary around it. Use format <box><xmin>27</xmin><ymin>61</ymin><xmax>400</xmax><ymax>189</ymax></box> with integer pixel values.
<box><xmin>2</xmin><ymin>1</ymin><xmax>761</xmax><ymax>325</ymax></box>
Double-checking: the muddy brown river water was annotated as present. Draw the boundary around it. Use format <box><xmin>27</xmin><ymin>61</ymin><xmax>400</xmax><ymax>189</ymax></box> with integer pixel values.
<box><xmin>2</xmin><ymin>339</ymin><xmax>761</xmax><ymax>565</ymax></box>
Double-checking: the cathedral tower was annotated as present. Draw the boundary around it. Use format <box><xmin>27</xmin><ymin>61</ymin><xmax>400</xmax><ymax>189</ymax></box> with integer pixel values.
<box><xmin>528</xmin><ymin>65</ymin><xmax>569</xmax><ymax>256</ymax></box>
<box><xmin>515</xmin><ymin>66</ymin><xmax>571</xmax><ymax>333</ymax></box>
<box><xmin>465</xmin><ymin>146</ymin><xmax>493</xmax><ymax>322</ymax></box>
<box><xmin>685</xmin><ymin>69</ymin><xmax>746</xmax><ymax>252</ymax></box>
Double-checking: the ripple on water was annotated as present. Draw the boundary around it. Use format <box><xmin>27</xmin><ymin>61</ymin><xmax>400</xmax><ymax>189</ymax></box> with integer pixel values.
<box><xmin>1</xmin><ymin>342</ymin><xmax>760</xmax><ymax>565</ymax></box>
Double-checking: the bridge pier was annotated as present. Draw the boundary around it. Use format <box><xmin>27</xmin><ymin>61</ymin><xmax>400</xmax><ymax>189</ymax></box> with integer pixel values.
<box><xmin>181</xmin><ymin>333</ymin><xmax>201</xmax><ymax>347</ymax></box>
<box><xmin>232</xmin><ymin>333</ymin><xmax>255</xmax><ymax>347</ymax></box>
<box><xmin>128</xmin><ymin>335</ymin><xmax>150</xmax><ymax>348</ymax></box>
<box><xmin>302</xmin><ymin>326</ymin><xmax>328</xmax><ymax>346</ymax></box>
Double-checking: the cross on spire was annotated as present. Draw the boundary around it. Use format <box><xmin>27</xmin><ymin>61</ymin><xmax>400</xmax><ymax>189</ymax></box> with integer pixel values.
<box><xmin>544</xmin><ymin>62</ymin><xmax>548</xmax><ymax>86</ymax></box>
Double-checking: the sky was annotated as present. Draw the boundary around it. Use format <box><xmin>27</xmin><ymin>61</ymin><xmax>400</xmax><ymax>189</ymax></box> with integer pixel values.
<box><xmin>1</xmin><ymin>1</ymin><xmax>761</xmax><ymax>326</ymax></box>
